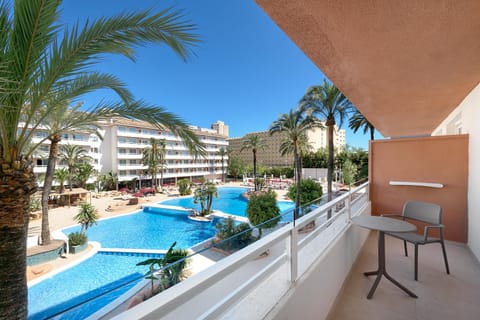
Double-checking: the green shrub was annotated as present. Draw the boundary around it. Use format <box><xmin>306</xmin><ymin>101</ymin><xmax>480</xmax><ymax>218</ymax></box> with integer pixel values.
<box><xmin>177</xmin><ymin>179</ymin><xmax>192</xmax><ymax>196</ymax></box>
<box><xmin>29</xmin><ymin>197</ymin><xmax>41</xmax><ymax>212</ymax></box>
<box><xmin>215</xmin><ymin>218</ymin><xmax>254</xmax><ymax>251</ymax></box>
<box><xmin>246</xmin><ymin>190</ymin><xmax>280</xmax><ymax>238</ymax></box>
<box><xmin>287</xmin><ymin>178</ymin><xmax>323</xmax><ymax>206</ymax></box>
<box><xmin>68</xmin><ymin>232</ymin><xmax>87</xmax><ymax>246</ymax></box>
<box><xmin>216</xmin><ymin>217</ymin><xmax>236</xmax><ymax>240</ymax></box>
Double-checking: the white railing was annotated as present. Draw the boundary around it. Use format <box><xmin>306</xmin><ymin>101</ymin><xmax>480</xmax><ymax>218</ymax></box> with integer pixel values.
<box><xmin>107</xmin><ymin>182</ymin><xmax>370</xmax><ymax>320</ymax></box>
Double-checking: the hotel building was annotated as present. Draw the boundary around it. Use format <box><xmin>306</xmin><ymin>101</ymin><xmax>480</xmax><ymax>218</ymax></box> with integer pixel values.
<box><xmin>31</xmin><ymin>119</ymin><xmax>229</xmax><ymax>187</ymax></box>
<box><xmin>228</xmin><ymin>125</ymin><xmax>346</xmax><ymax>167</ymax></box>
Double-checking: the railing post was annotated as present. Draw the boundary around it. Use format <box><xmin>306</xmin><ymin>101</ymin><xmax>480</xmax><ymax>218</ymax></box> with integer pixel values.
<box><xmin>289</xmin><ymin>227</ymin><xmax>298</xmax><ymax>283</ymax></box>
<box><xmin>347</xmin><ymin>191</ymin><xmax>352</xmax><ymax>221</ymax></box>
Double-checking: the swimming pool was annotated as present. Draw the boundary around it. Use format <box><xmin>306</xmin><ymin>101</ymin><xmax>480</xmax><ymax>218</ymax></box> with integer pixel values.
<box><xmin>29</xmin><ymin>187</ymin><xmax>294</xmax><ymax>318</ymax></box>
<box><xmin>161</xmin><ymin>187</ymin><xmax>294</xmax><ymax>217</ymax></box>
<box><xmin>28</xmin><ymin>251</ymin><xmax>161</xmax><ymax>319</ymax></box>
<box><xmin>63</xmin><ymin>208</ymin><xmax>219</xmax><ymax>250</ymax></box>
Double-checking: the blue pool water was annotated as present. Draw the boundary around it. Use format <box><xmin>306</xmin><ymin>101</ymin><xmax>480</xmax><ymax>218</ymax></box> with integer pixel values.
<box><xmin>28</xmin><ymin>251</ymin><xmax>160</xmax><ymax>319</ymax></box>
<box><xmin>162</xmin><ymin>187</ymin><xmax>294</xmax><ymax>217</ymax></box>
<box><xmin>63</xmin><ymin>208</ymin><xmax>219</xmax><ymax>250</ymax></box>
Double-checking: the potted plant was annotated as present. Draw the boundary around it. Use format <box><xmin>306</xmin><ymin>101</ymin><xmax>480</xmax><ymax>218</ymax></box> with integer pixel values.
<box><xmin>68</xmin><ymin>203</ymin><xmax>98</xmax><ymax>254</ymax></box>
<box><xmin>68</xmin><ymin>232</ymin><xmax>87</xmax><ymax>254</ymax></box>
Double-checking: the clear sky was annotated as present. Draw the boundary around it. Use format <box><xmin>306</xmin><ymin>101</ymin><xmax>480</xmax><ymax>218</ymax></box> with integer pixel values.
<box><xmin>60</xmin><ymin>0</ymin><xmax>376</xmax><ymax>150</ymax></box>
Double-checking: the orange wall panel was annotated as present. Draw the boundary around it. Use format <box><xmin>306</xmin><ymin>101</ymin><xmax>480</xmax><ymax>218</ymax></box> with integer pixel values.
<box><xmin>369</xmin><ymin>135</ymin><xmax>468</xmax><ymax>242</ymax></box>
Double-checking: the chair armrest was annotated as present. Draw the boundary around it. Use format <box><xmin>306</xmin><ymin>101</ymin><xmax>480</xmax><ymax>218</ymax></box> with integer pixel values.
<box><xmin>381</xmin><ymin>214</ymin><xmax>404</xmax><ymax>220</ymax></box>
<box><xmin>423</xmin><ymin>224</ymin><xmax>444</xmax><ymax>241</ymax></box>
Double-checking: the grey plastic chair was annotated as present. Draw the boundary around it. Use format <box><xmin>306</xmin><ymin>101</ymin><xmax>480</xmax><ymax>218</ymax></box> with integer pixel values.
<box><xmin>385</xmin><ymin>200</ymin><xmax>450</xmax><ymax>281</ymax></box>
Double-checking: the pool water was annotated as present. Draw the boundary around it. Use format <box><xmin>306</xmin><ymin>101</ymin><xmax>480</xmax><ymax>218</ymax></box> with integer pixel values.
<box><xmin>63</xmin><ymin>208</ymin><xmax>219</xmax><ymax>250</ymax></box>
<box><xmin>162</xmin><ymin>187</ymin><xmax>294</xmax><ymax>217</ymax></box>
<box><xmin>28</xmin><ymin>251</ymin><xmax>160</xmax><ymax>319</ymax></box>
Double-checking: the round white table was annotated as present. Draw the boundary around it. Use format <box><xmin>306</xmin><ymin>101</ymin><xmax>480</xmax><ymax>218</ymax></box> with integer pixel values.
<box><xmin>352</xmin><ymin>215</ymin><xmax>418</xmax><ymax>299</ymax></box>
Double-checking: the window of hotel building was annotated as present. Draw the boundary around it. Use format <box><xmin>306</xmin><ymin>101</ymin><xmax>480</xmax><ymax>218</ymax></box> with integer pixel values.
<box><xmin>72</xmin><ymin>134</ymin><xmax>83</xmax><ymax>141</ymax></box>
<box><xmin>36</xmin><ymin>159</ymin><xmax>48</xmax><ymax>166</ymax></box>
<box><xmin>90</xmin><ymin>147</ymin><xmax>98</xmax><ymax>153</ymax></box>
<box><xmin>118</xmin><ymin>137</ymin><xmax>127</xmax><ymax>144</ymax></box>
<box><xmin>128</xmin><ymin>127</ymin><xmax>137</xmax><ymax>134</ymax></box>
<box><xmin>119</xmin><ymin>148</ymin><xmax>126</xmax><ymax>154</ymax></box>
<box><xmin>127</xmin><ymin>138</ymin><xmax>136</xmax><ymax>144</ymax></box>
<box><xmin>118</xmin><ymin>126</ymin><xmax>126</xmax><ymax>132</ymax></box>
<box><xmin>119</xmin><ymin>170</ymin><xmax>127</xmax><ymax>176</ymax></box>
<box><xmin>128</xmin><ymin>148</ymin><xmax>136</xmax><ymax>155</ymax></box>
<box><xmin>129</xmin><ymin>160</ymin><xmax>137</xmax><ymax>165</ymax></box>
<box><xmin>35</xmin><ymin>131</ymin><xmax>48</xmax><ymax>138</ymax></box>
<box><xmin>90</xmin><ymin>136</ymin><xmax>98</xmax><ymax>142</ymax></box>
<box><xmin>62</xmin><ymin>133</ymin><xmax>69</xmax><ymax>140</ymax></box>
<box><xmin>39</xmin><ymin>145</ymin><xmax>49</xmax><ymax>152</ymax></box>
<box><xmin>129</xmin><ymin>170</ymin><xmax>136</xmax><ymax>175</ymax></box>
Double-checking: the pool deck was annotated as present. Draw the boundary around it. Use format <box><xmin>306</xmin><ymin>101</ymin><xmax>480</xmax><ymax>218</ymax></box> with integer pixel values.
<box><xmin>26</xmin><ymin>182</ymin><xmax>289</xmax><ymax>283</ymax></box>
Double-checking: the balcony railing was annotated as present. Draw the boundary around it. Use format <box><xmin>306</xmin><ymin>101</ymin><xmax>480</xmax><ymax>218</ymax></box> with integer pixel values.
<box><xmin>44</xmin><ymin>182</ymin><xmax>370</xmax><ymax>319</ymax></box>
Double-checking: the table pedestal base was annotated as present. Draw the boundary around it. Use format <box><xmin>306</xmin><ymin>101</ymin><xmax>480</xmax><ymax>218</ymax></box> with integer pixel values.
<box><xmin>364</xmin><ymin>231</ymin><xmax>417</xmax><ymax>299</ymax></box>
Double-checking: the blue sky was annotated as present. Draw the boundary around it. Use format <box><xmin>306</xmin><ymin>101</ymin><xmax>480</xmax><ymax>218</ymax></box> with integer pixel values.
<box><xmin>60</xmin><ymin>0</ymin><xmax>376</xmax><ymax>150</ymax></box>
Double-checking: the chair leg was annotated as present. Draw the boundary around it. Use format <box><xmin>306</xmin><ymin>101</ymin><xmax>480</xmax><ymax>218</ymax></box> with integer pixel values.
<box><xmin>414</xmin><ymin>244</ymin><xmax>419</xmax><ymax>281</ymax></box>
<box><xmin>404</xmin><ymin>240</ymin><xmax>408</xmax><ymax>257</ymax></box>
<box><xmin>441</xmin><ymin>240</ymin><xmax>450</xmax><ymax>275</ymax></box>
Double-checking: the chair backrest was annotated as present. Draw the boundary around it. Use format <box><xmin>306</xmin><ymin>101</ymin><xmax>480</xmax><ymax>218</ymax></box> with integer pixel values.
<box><xmin>402</xmin><ymin>201</ymin><xmax>442</xmax><ymax>225</ymax></box>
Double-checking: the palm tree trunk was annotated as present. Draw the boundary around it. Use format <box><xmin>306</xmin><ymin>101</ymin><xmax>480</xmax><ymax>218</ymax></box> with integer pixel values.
<box><xmin>0</xmin><ymin>157</ymin><xmax>37</xmax><ymax>319</ymax></box>
<box><xmin>294</xmin><ymin>148</ymin><xmax>301</xmax><ymax>220</ymax></box>
<box><xmin>253</xmin><ymin>150</ymin><xmax>257</xmax><ymax>191</ymax></box>
<box><xmin>68</xmin><ymin>166</ymin><xmax>74</xmax><ymax>191</ymax></box>
<box><xmin>41</xmin><ymin>135</ymin><xmax>61</xmax><ymax>245</ymax></box>
<box><xmin>327</xmin><ymin>121</ymin><xmax>335</xmax><ymax>217</ymax></box>
<box><xmin>370</xmin><ymin>127</ymin><xmax>375</xmax><ymax>140</ymax></box>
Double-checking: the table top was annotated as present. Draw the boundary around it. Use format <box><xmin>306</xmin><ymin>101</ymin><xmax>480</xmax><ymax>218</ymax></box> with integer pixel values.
<box><xmin>351</xmin><ymin>215</ymin><xmax>416</xmax><ymax>233</ymax></box>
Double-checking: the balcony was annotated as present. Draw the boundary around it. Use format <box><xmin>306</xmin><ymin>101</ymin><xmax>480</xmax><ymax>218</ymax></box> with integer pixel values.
<box><xmin>86</xmin><ymin>183</ymin><xmax>367</xmax><ymax>319</ymax></box>
<box><xmin>326</xmin><ymin>233</ymin><xmax>480</xmax><ymax>320</ymax></box>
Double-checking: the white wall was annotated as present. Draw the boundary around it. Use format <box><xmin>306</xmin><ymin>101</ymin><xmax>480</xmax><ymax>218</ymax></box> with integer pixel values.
<box><xmin>264</xmin><ymin>204</ymin><xmax>371</xmax><ymax>320</ymax></box>
<box><xmin>462</xmin><ymin>83</ymin><xmax>480</xmax><ymax>261</ymax></box>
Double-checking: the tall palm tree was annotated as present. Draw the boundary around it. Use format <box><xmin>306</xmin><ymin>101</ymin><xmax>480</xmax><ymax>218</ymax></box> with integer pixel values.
<box><xmin>240</xmin><ymin>134</ymin><xmax>267</xmax><ymax>191</ymax></box>
<box><xmin>269</xmin><ymin>106</ymin><xmax>322</xmax><ymax>219</ymax></box>
<box><xmin>53</xmin><ymin>168</ymin><xmax>69</xmax><ymax>194</ymax></box>
<box><xmin>75</xmin><ymin>163</ymin><xmax>97</xmax><ymax>189</ymax></box>
<box><xmin>142</xmin><ymin>138</ymin><xmax>166</xmax><ymax>190</ymax></box>
<box><xmin>218</xmin><ymin>147</ymin><xmax>227</xmax><ymax>183</ymax></box>
<box><xmin>0</xmin><ymin>1</ymin><xmax>201</xmax><ymax>317</ymax></box>
<box><xmin>58</xmin><ymin>144</ymin><xmax>92</xmax><ymax>191</ymax></box>
<box><xmin>349</xmin><ymin>109</ymin><xmax>375</xmax><ymax>140</ymax></box>
<box><xmin>300</xmin><ymin>80</ymin><xmax>353</xmax><ymax>204</ymax></box>
<box><xmin>39</xmin><ymin>102</ymin><xmax>103</xmax><ymax>245</ymax></box>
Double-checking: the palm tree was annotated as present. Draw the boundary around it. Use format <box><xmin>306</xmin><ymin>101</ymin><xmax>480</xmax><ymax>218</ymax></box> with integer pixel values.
<box><xmin>74</xmin><ymin>203</ymin><xmax>98</xmax><ymax>235</ymax></box>
<box><xmin>53</xmin><ymin>168</ymin><xmax>69</xmax><ymax>194</ymax></box>
<box><xmin>240</xmin><ymin>134</ymin><xmax>267</xmax><ymax>191</ymax></box>
<box><xmin>300</xmin><ymin>80</ymin><xmax>353</xmax><ymax>204</ymax></box>
<box><xmin>269</xmin><ymin>106</ymin><xmax>322</xmax><ymax>219</ymax></box>
<box><xmin>193</xmin><ymin>182</ymin><xmax>218</xmax><ymax>216</ymax></box>
<box><xmin>75</xmin><ymin>163</ymin><xmax>97</xmax><ymax>189</ymax></box>
<box><xmin>218</xmin><ymin>147</ymin><xmax>228</xmax><ymax>183</ymax></box>
<box><xmin>98</xmin><ymin>171</ymin><xmax>118</xmax><ymax>191</ymax></box>
<box><xmin>39</xmin><ymin>102</ymin><xmax>103</xmax><ymax>245</ymax></box>
<box><xmin>58</xmin><ymin>144</ymin><xmax>92</xmax><ymax>191</ymax></box>
<box><xmin>0</xmin><ymin>1</ymin><xmax>201</xmax><ymax>317</ymax></box>
<box><xmin>349</xmin><ymin>109</ymin><xmax>375</xmax><ymax>140</ymax></box>
<box><xmin>142</xmin><ymin>138</ymin><xmax>167</xmax><ymax>190</ymax></box>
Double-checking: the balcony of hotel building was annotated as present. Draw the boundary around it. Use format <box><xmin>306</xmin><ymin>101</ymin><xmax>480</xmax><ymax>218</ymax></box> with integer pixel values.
<box><xmin>86</xmin><ymin>2</ymin><xmax>480</xmax><ymax>319</ymax></box>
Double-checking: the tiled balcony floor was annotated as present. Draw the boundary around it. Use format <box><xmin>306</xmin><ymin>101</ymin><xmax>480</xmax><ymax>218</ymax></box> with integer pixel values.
<box><xmin>327</xmin><ymin>232</ymin><xmax>480</xmax><ymax>320</ymax></box>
